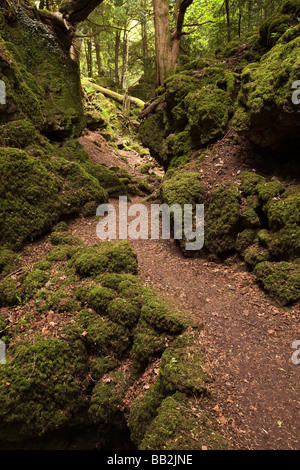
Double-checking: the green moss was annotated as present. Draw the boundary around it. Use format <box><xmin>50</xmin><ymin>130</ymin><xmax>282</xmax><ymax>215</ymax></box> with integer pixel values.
<box><xmin>131</xmin><ymin>320</ymin><xmax>167</xmax><ymax>372</ymax></box>
<box><xmin>0</xmin><ymin>278</ymin><xmax>20</xmax><ymax>307</ymax></box>
<box><xmin>239</xmin><ymin>172</ymin><xmax>266</xmax><ymax>196</ymax></box>
<box><xmin>73</xmin><ymin>241</ymin><xmax>138</xmax><ymax>277</ymax></box>
<box><xmin>89</xmin><ymin>356</ymin><xmax>119</xmax><ymax>381</ymax></box>
<box><xmin>235</xmin><ymin>229</ymin><xmax>257</xmax><ymax>254</ymax></box>
<box><xmin>0</xmin><ymin>248</ymin><xmax>20</xmax><ymax>278</ymax></box>
<box><xmin>88</xmin><ymin>286</ymin><xmax>116</xmax><ymax>315</ymax></box>
<box><xmin>139</xmin><ymin>392</ymin><xmax>227</xmax><ymax>450</ymax></box>
<box><xmin>266</xmin><ymin>189</ymin><xmax>300</xmax><ymax>231</ymax></box>
<box><xmin>205</xmin><ymin>185</ymin><xmax>241</xmax><ymax>256</ymax></box>
<box><xmin>186</xmin><ymin>87</ymin><xmax>231</xmax><ymax>147</ymax></box>
<box><xmin>128</xmin><ymin>380</ymin><xmax>166</xmax><ymax>446</ymax></box>
<box><xmin>66</xmin><ymin>310</ymin><xmax>131</xmax><ymax>358</ymax></box>
<box><xmin>160</xmin><ymin>171</ymin><xmax>204</xmax><ymax>206</ymax></box>
<box><xmin>89</xmin><ymin>371</ymin><xmax>129</xmax><ymax>426</ymax></box>
<box><xmin>107</xmin><ymin>298</ymin><xmax>140</xmax><ymax>329</ymax></box>
<box><xmin>84</xmin><ymin>163</ymin><xmax>127</xmax><ymax>197</ymax></box>
<box><xmin>0</xmin><ymin>337</ymin><xmax>88</xmax><ymax>441</ymax></box>
<box><xmin>266</xmin><ymin>223</ymin><xmax>300</xmax><ymax>260</ymax></box>
<box><xmin>254</xmin><ymin>260</ymin><xmax>300</xmax><ymax>305</ymax></box>
<box><xmin>158</xmin><ymin>331</ymin><xmax>212</xmax><ymax>395</ymax></box>
<box><xmin>141</xmin><ymin>290</ymin><xmax>186</xmax><ymax>335</ymax></box>
<box><xmin>257</xmin><ymin>180</ymin><xmax>285</xmax><ymax>203</ymax></box>
<box><xmin>244</xmin><ymin>242</ymin><xmax>272</xmax><ymax>268</ymax></box>
<box><xmin>22</xmin><ymin>268</ymin><xmax>49</xmax><ymax>298</ymax></box>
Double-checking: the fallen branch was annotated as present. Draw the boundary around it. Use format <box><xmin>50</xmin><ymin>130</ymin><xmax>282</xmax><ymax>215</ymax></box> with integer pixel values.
<box><xmin>84</xmin><ymin>80</ymin><xmax>145</xmax><ymax>109</ymax></box>
<box><xmin>138</xmin><ymin>98</ymin><xmax>161</xmax><ymax>119</ymax></box>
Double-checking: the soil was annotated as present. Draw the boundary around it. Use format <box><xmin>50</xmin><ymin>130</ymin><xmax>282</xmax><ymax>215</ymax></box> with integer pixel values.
<box><xmin>10</xmin><ymin>129</ymin><xmax>300</xmax><ymax>450</ymax></box>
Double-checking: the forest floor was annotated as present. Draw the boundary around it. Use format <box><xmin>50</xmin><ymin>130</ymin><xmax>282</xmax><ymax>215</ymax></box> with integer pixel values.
<box><xmin>17</xmin><ymin>129</ymin><xmax>300</xmax><ymax>450</ymax></box>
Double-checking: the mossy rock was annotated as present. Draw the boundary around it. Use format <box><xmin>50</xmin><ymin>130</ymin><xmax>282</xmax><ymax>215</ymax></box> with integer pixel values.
<box><xmin>22</xmin><ymin>268</ymin><xmax>49</xmax><ymax>299</ymax></box>
<box><xmin>266</xmin><ymin>223</ymin><xmax>300</xmax><ymax>261</ymax></box>
<box><xmin>89</xmin><ymin>371</ymin><xmax>129</xmax><ymax>426</ymax></box>
<box><xmin>232</xmin><ymin>32</ymin><xmax>300</xmax><ymax>147</ymax></box>
<box><xmin>254</xmin><ymin>260</ymin><xmax>300</xmax><ymax>305</ymax></box>
<box><xmin>131</xmin><ymin>320</ymin><xmax>167</xmax><ymax>372</ymax></box>
<box><xmin>160</xmin><ymin>171</ymin><xmax>204</xmax><ymax>206</ymax></box>
<box><xmin>65</xmin><ymin>309</ymin><xmax>131</xmax><ymax>358</ymax></box>
<box><xmin>158</xmin><ymin>330</ymin><xmax>212</xmax><ymax>396</ymax></box>
<box><xmin>107</xmin><ymin>297</ymin><xmax>140</xmax><ymax>329</ymax></box>
<box><xmin>0</xmin><ymin>248</ymin><xmax>20</xmax><ymax>279</ymax></box>
<box><xmin>244</xmin><ymin>242</ymin><xmax>272</xmax><ymax>268</ymax></box>
<box><xmin>139</xmin><ymin>391</ymin><xmax>227</xmax><ymax>450</ymax></box>
<box><xmin>140</xmin><ymin>290</ymin><xmax>186</xmax><ymax>335</ymax></box>
<box><xmin>0</xmin><ymin>337</ymin><xmax>88</xmax><ymax>441</ymax></box>
<box><xmin>239</xmin><ymin>172</ymin><xmax>266</xmax><ymax>196</ymax></box>
<box><xmin>235</xmin><ymin>229</ymin><xmax>257</xmax><ymax>255</ymax></box>
<box><xmin>88</xmin><ymin>286</ymin><xmax>116</xmax><ymax>315</ymax></box>
<box><xmin>205</xmin><ymin>185</ymin><xmax>241</xmax><ymax>256</ymax></box>
<box><xmin>73</xmin><ymin>241</ymin><xmax>138</xmax><ymax>277</ymax></box>
<box><xmin>128</xmin><ymin>379</ymin><xmax>166</xmax><ymax>446</ymax></box>
<box><xmin>0</xmin><ymin>278</ymin><xmax>20</xmax><ymax>307</ymax></box>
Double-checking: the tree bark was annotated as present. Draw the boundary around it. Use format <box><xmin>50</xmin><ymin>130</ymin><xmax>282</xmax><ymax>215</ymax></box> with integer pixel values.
<box><xmin>153</xmin><ymin>0</ymin><xmax>194</xmax><ymax>87</ymax></box>
<box><xmin>60</xmin><ymin>0</ymin><xmax>105</xmax><ymax>24</ymax></box>
<box><xmin>85</xmin><ymin>81</ymin><xmax>145</xmax><ymax>108</ymax></box>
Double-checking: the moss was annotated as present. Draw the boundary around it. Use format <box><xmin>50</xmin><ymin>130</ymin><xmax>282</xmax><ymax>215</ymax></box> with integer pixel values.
<box><xmin>244</xmin><ymin>242</ymin><xmax>272</xmax><ymax>268</ymax></box>
<box><xmin>0</xmin><ymin>248</ymin><xmax>19</xmax><ymax>278</ymax></box>
<box><xmin>232</xmin><ymin>33</ymin><xmax>300</xmax><ymax>146</ymax></box>
<box><xmin>235</xmin><ymin>229</ymin><xmax>257</xmax><ymax>254</ymax></box>
<box><xmin>73</xmin><ymin>241</ymin><xmax>138</xmax><ymax>277</ymax></box>
<box><xmin>0</xmin><ymin>119</ymin><xmax>40</xmax><ymax>148</ymax></box>
<box><xmin>0</xmin><ymin>337</ymin><xmax>88</xmax><ymax>441</ymax></box>
<box><xmin>140</xmin><ymin>290</ymin><xmax>186</xmax><ymax>334</ymax></box>
<box><xmin>239</xmin><ymin>171</ymin><xmax>266</xmax><ymax>196</ymax></box>
<box><xmin>240</xmin><ymin>197</ymin><xmax>261</xmax><ymax>228</ymax></box>
<box><xmin>266</xmin><ymin>189</ymin><xmax>300</xmax><ymax>231</ymax></box>
<box><xmin>254</xmin><ymin>260</ymin><xmax>300</xmax><ymax>305</ymax></box>
<box><xmin>131</xmin><ymin>320</ymin><xmax>167</xmax><ymax>372</ymax></box>
<box><xmin>0</xmin><ymin>278</ymin><xmax>20</xmax><ymax>307</ymax></box>
<box><xmin>0</xmin><ymin>148</ymin><xmax>107</xmax><ymax>250</ymax></box>
<box><xmin>84</xmin><ymin>162</ymin><xmax>127</xmax><ymax>197</ymax></box>
<box><xmin>89</xmin><ymin>356</ymin><xmax>119</xmax><ymax>381</ymax></box>
<box><xmin>158</xmin><ymin>330</ymin><xmax>212</xmax><ymax>395</ymax></box>
<box><xmin>160</xmin><ymin>171</ymin><xmax>204</xmax><ymax>207</ymax></box>
<box><xmin>186</xmin><ymin>87</ymin><xmax>231</xmax><ymax>147</ymax></box>
<box><xmin>257</xmin><ymin>180</ymin><xmax>285</xmax><ymax>203</ymax></box>
<box><xmin>205</xmin><ymin>185</ymin><xmax>241</xmax><ymax>256</ymax></box>
<box><xmin>88</xmin><ymin>286</ymin><xmax>116</xmax><ymax>315</ymax></box>
<box><xmin>66</xmin><ymin>310</ymin><xmax>131</xmax><ymax>358</ymax></box>
<box><xmin>139</xmin><ymin>392</ymin><xmax>227</xmax><ymax>451</ymax></box>
<box><xmin>128</xmin><ymin>379</ymin><xmax>166</xmax><ymax>446</ymax></box>
<box><xmin>107</xmin><ymin>298</ymin><xmax>140</xmax><ymax>329</ymax></box>
<box><xmin>266</xmin><ymin>223</ymin><xmax>300</xmax><ymax>261</ymax></box>
<box><xmin>22</xmin><ymin>268</ymin><xmax>49</xmax><ymax>298</ymax></box>
<box><xmin>88</xmin><ymin>371</ymin><xmax>129</xmax><ymax>426</ymax></box>
<box><xmin>259</xmin><ymin>14</ymin><xmax>293</xmax><ymax>48</ymax></box>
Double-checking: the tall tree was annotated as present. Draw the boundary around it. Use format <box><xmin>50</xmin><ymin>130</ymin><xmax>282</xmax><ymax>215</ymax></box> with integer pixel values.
<box><xmin>153</xmin><ymin>0</ymin><xmax>193</xmax><ymax>87</ymax></box>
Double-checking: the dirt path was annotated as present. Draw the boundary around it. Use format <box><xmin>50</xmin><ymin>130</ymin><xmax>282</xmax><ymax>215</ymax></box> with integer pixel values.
<box><xmin>72</xmin><ymin>131</ymin><xmax>300</xmax><ymax>450</ymax></box>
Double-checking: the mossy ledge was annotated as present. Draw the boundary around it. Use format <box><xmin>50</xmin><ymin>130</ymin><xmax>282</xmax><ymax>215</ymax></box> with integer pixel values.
<box><xmin>0</xmin><ymin>235</ymin><xmax>226</xmax><ymax>450</ymax></box>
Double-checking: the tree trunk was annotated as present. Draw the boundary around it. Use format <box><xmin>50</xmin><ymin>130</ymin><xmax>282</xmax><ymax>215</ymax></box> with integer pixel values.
<box><xmin>60</xmin><ymin>0</ymin><xmax>105</xmax><ymax>24</ymax></box>
<box><xmin>225</xmin><ymin>0</ymin><xmax>232</xmax><ymax>42</ymax></box>
<box><xmin>153</xmin><ymin>0</ymin><xmax>173</xmax><ymax>87</ymax></box>
<box><xmin>115</xmin><ymin>30</ymin><xmax>121</xmax><ymax>87</ymax></box>
<box><xmin>153</xmin><ymin>0</ymin><xmax>194</xmax><ymax>87</ymax></box>
<box><xmin>84</xmin><ymin>81</ymin><xmax>145</xmax><ymax>108</ymax></box>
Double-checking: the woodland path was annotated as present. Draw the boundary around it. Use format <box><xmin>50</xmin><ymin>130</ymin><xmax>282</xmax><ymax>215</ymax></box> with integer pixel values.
<box><xmin>68</xmin><ymin>130</ymin><xmax>300</xmax><ymax>450</ymax></box>
<box><xmin>20</xmin><ymin>130</ymin><xmax>300</xmax><ymax>450</ymax></box>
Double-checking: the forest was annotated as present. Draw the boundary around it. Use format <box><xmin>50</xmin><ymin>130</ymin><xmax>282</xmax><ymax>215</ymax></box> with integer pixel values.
<box><xmin>0</xmin><ymin>0</ymin><xmax>299</xmax><ymax>452</ymax></box>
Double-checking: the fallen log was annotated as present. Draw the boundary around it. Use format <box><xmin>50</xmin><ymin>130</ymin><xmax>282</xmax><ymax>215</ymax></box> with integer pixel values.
<box><xmin>84</xmin><ymin>80</ymin><xmax>145</xmax><ymax>109</ymax></box>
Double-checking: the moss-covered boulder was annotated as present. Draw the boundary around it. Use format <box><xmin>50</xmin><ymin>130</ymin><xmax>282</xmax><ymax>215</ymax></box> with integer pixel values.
<box><xmin>233</xmin><ymin>24</ymin><xmax>300</xmax><ymax>147</ymax></box>
<box><xmin>255</xmin><ymin>260</ymin><xmax>300</xmax><ymax>305</ymax></box>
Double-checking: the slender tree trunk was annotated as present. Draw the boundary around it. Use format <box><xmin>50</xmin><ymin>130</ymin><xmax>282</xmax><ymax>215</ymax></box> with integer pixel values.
<box><xmin>238</xmin><ymin>0</ymin><xmax>242</xmax><ymax>37</ymax></box>
<box><xmin>94</xmin><ymin>40</ymin><xmax>102</xmax><ymax>76</ymax></box>
<box><xmin>225</xmin><ymin>0</ymin><xmax>232</xmax><ymax>42</ymax></box>
<box><xmin>114</xmin><ymin>30</ymin><xmax>121</xmax><ymax>87</ymax></box>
